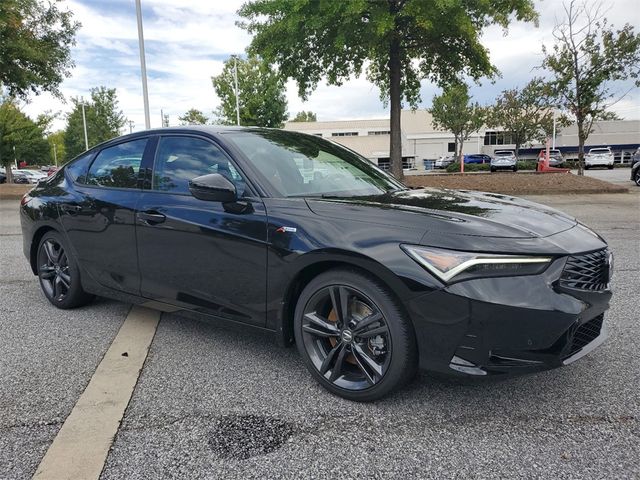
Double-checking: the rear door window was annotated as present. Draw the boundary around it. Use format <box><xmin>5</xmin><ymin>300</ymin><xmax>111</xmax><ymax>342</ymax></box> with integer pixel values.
<box><xmin>86</xmin><ymin>139</ymin><xmax>148</xmax><ymax>188</ymax></box>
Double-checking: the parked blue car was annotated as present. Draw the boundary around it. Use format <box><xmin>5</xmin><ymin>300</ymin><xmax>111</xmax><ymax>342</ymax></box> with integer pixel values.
<box><xmin>463</xmin><ymin>154</ymin><xmax>492</xmax><ymax>164</ymax></box>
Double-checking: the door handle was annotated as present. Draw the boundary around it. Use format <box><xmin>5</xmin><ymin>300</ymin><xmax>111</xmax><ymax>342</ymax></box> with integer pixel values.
<box><xmin>61</xmin><ymin>204</ymin><xmax>82</xmax><ymax>214</ymax></box>
<box><xmin>137</xmin><ymin>211</ymin><xmax>166</xmax><ymax>225</ymax></box>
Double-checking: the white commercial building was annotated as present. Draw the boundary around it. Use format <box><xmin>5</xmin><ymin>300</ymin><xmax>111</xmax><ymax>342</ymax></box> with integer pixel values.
<box><xmin>284</xmin><ymin>110</ymin><xmax>640</xmax><ymax>170</ymax></box>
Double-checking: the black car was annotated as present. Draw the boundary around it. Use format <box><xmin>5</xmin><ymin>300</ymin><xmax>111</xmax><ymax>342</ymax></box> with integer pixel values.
<box><xmin>20</xmin><ymin>127</ymin><xmax>613</xmax><ymax>401</ymax></box>
<box><xmin>632</xmin><ymin>160</ymin><xmax>640</xmax><ymax>187</ymax></box>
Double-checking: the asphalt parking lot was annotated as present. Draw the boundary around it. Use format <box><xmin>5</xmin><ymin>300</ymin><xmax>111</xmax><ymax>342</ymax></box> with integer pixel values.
<box><xmin>1</xmin><ymin>189</ymin><xmax>639</xmax><ymax>479</ymax></box>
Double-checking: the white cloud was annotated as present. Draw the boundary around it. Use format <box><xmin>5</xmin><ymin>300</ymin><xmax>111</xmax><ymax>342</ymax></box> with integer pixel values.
<box><xmin>21</xmin><ymin>0</ymin><xmax>640</xmax><ymax>133</ymax></box>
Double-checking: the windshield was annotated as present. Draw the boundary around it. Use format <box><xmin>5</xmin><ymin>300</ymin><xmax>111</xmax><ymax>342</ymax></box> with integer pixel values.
<box><xmin>225</xmin><ymin>130</ymin><xmax>405</xmax><ymax>198</ymax></box>
<box><xmin>495</xmin><ymin>151</ymin><xmax>513</xmax><ymax>156</ymax></box>
<box><xmin>590</xmin><ymin>148</ymin><xmax>610</xmax><ymax>154</ymax></box>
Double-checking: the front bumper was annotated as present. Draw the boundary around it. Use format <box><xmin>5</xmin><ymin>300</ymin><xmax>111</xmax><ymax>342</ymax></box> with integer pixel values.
<box><xmin>491</xmin><ymin>161</ymin><xmax>516</xmax><ymax>169</ymax></box>
<box><xmin>407</xmin><ymin>256</ymin><xmax>612</xmax><ymax>376</ymax></box>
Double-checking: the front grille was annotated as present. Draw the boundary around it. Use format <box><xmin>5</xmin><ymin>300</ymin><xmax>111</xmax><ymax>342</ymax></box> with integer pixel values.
<box><xmin>567</xmin><ymin>314</ymin><xmax>604</xmax><ymax>357</ymax></box>
<box><xmin>560</xmin><ymin>248</ymin><xmax>610</xmax><ymax>291</ymax></box>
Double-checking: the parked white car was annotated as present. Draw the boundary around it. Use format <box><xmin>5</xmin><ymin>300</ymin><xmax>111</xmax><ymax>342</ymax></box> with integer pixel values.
<box><xmin>435</xmin><ymin>155</ymin><xmax>455</xmax><ymax>169</ymax></box>
<box><xmin>17</xmin><ymin>169</ymin><xmax>47</xmax><ymax>184</ymax></box>
<box><xmin>585</xmin><ymin>147</ymin><xmax>614</xmax><ymax>169</ymax></box>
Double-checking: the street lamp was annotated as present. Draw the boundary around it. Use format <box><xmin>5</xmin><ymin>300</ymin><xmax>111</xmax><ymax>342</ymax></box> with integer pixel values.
<box><xmin>135</xmin><ymin>0</ymin><xmax>151</xmax><ymax>129</ymax></box>
<box><xmin>81</xmin><ymin>96</ymin><xmax>89</xmax><ymax>151</ymax></box>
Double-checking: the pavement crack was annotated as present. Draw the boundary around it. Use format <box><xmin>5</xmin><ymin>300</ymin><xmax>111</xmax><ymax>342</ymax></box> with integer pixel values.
<box><xmin>0</xmin><ymin>419</ymin><xmax>63</xmax><ymax>431</ymax></box>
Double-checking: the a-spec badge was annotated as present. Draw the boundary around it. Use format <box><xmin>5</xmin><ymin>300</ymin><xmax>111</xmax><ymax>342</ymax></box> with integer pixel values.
<box><xmin>276</xmin><ymin>226</ymin><xmax>297</xmax><ymax>233</ymax></box>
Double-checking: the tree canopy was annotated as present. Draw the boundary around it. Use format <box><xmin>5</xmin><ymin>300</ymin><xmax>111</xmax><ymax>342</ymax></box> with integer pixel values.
<box><xmin>212</xmin><ymin>56</ymin><xmax>288</xmax><ymax>128</ymax></box>
<box><xmin>430</xmin><ymin>84</ymin><xmax>485</xmax><ymax>161</ymax></box>
<box><xmin>487</xmin><ymin>78</ymin><xmax>566</xmax><ymax>158</ymax></box>
<box><xmin>542</xmin><ymin>0</ymin><xmax>640</xmax><ymax>174</ymax></box>
<box><xmin>0</xmin><ymin>98</ymin><xmax>49</xmax><ymax>177</ymax></box>
<box><xmin>178</xmin><ymin>108</ymin><xmax>209</xmax><ymax>125</ymax></box>
<box><xmin>0</xmin><ymin>0</ymin><xmax>79</xmax><ymax>99</ymax></box>
<box><xmin>64</xmin><ymin>87</ymin><xmax>127</xmax><ymax>159</ymax></box>
<box><xmin>291</xmin><ymin>111</ymin><xmax>317</xmax><ymax>122</ymax></box>
<box><xmin>239</xmin><ymin>0</ymin><xmax>537</xmax><ymax>178</ymax></box>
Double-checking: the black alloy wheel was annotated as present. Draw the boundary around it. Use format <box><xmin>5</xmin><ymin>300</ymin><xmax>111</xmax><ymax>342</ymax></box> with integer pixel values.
<box><xmin>37</xmin><ymin>231</ymin><xmax>93</xmax><ymax>309</ymax></box>
<box><xmin>294</xmin><ymin>269</ymin><xmax>417</xmax><ymax>401</ymax></box>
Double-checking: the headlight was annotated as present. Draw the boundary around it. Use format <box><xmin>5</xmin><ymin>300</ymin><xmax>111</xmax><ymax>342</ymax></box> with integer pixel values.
<box><xmin>401</xmin><ymin>245</ymin><xmax>552</xmax><ymax>283</ymax></box>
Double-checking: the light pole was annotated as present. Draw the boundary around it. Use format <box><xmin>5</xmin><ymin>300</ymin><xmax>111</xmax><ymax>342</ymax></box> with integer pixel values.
<box><xmin>136</xmin><ymin>0</ymin><xmax>151</xmax><ymax>129</ymax></box>
<box><xmin>552</xmin><ymin>108</ymin><xmax>557</xmax><ymax>149</ymax></box>
<box><xmin>233</xmin><ymin>55</ymin><xmax>240</xmax><ymax>126</ymax></box>
<box><xmin>81</xmin><ymin>96</ymin><xmax>89</xmax><ymax>151</ymax></box>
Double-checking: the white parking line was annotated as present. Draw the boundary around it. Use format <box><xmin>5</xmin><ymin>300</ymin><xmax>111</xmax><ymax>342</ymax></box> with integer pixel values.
<box><xmin>33</xmin><ymin>305</ymin><xmax>160</xmax><ymax>480</ymax></box>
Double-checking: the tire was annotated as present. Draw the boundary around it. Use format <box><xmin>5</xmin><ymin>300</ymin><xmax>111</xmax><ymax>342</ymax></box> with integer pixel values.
<box><xmin>585</xmin><ymin>165</ymin><xmax>590</xmax><ymax>170</ymax></box>
<box><xmin>294</xmin><ymin>268</ymin><xmax>417</xmax><ymax>402</ymax></box>
<box><xmin>607</xmin><ymin>165</ymin><xmax>614</xmax><ymax>170</ymax></box>
<box><xmin>490</xmin><ymin>167</ymin><xmax>496</xmax><ymax>173</ymax></box>
<box><xmin>634</xmin><ymin>169</ymin><xmax>640</xmax><ymax>187</ymax></box>
<box><xmin>513</xmin><ymin>166</ymin><xmax>518</xmax><ymax>172</ymax></box>
<box><xmin>36</xmin><ymin>231</ymin><xmax>94</xmax><ymax>309</ymax></box>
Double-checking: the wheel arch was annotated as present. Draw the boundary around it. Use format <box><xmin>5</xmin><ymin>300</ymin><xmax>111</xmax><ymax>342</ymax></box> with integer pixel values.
<box><xmin>29</xmin><ymin>226</ymin><xmax>58</xmax><ymax>274</ymax></box>
<box><xmin>277</xmin><ymin>250</ymin><xmax>415</xmax><ymax>347</ymax></box>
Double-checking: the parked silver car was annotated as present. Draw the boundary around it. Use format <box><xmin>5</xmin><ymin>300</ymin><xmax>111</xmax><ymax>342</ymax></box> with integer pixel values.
<box><xmin>491</xmin><ymin>150</ymin><xmax>517</xmax><ymax>172</ymax></box>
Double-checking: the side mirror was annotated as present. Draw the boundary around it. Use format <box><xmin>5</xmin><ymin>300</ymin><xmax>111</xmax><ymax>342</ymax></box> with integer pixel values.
<box><xmin>189</xmin><ymin>173</ymin><xmax>237</xmax><ymax>203</ymax></box>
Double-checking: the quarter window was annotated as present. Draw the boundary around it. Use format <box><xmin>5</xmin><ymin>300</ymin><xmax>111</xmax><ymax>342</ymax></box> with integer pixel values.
<box><xmin>152</xmin><ymin>136</ymin><xmax>246</xmax><ymax>195</ymax></box>
<box><xmin>65</xmin><ymin>151</ymin><xmax>94</xmax><ymax>184</ymax></box>
<box><xmin>86</xmin><ymin>139</ymin><xmax>147</xmax><ymax>188</ymax></box>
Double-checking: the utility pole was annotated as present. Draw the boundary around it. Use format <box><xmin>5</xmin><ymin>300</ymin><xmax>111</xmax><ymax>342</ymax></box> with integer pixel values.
<box><xmin>136</xmin><ymin>0</ymin><xmax>151</xmax><ymax>129</ymax></box>
<box><xmin>128</xmin><ymin>120</ymin><xmax>135</xmax><ymax>133</ymax></box>
<box><xmin>233</xmin><ymin>55</ymin><xmax>240</xmax><ymax>126</ymax></box>
<box><xmin>81</xmin><ymin>96</ymin><xmax>89</xmax><ymax>151</ymax></box>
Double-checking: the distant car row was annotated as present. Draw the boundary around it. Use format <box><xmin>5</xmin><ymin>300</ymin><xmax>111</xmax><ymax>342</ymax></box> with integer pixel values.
<box><xmin>436</xmin><ymin>146</ymin><xmax>640</xmax><ymax>172</ymax></box>
<box><xmin>0</xmin><ymin>168</ymin><xmax>49</xmax><ymax>184</ymax></box>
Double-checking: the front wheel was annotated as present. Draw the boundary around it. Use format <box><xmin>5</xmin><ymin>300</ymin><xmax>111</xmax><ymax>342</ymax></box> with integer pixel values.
<box><xmin>294</xmin><ymin>269</ymin><xmax>417</xmax><ymax>402</ymax></box>
<box><xmin>37</xmin><ymin>231</ymin><xmax>94</xmax><ymax>309</ymax></box>
<box><xmin>634</xmin><ymin>169</ymin><xmax>640</xmax><ymax>187</ymax></box>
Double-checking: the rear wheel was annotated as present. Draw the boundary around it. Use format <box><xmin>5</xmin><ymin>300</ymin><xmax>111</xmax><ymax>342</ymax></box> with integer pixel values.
<box><xmin>512</xmin><ymin>165</ymin><xmax>518</xmax><ymax>172</ymax></box>
<box><xmin>294</xmin><ymin>269</ymin><xmax>417</xmax><ymax>401</ymax></box>
<box><xmin>490</xmin><ymin>167</ymin><xmax>496</xmax><ymax>173</ymax></box>
<box><xmin>607</xmin><ymin>164</ymin><xmax>614</xmax><ymax>169</ymax></box>
<box><xmin>37</xmin><ymin>231</ymin><xmax>94</xmax><ymax>309</ymax></box>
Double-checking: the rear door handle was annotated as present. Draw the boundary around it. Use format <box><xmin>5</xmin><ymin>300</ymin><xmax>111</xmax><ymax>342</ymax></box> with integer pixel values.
<box><xmin>61</xmin><ymin>204</ymin><xmax>82</xmax><ymax>214</ymax></box>
<box><xmin>137</xmin><ymin>211</ymin><xmax>166</xmax><ymax>225</ymax></box>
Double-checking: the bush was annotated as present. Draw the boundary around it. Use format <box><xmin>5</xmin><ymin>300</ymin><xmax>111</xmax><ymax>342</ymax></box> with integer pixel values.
<box><xmin>445</xmin><ymin>162</ymin><xmax>490</xmax><ymax>172</ymax></box>
<box><xmin>445</xmin><ymin>160</ymin><xmax>537</xmax><ymax>172</ymax></box>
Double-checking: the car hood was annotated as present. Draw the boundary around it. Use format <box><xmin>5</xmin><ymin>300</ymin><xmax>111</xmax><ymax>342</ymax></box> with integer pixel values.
<box><xmin>305</xmin><ymin>188</ymin><xmax>578</xmax><ymax>239</ymax></box>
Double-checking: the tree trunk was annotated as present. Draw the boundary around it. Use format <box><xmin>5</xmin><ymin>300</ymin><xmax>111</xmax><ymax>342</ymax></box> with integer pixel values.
<box><xmin>389</xmin><ymin>33</ymin><xmax>403</xmax><ymax>181</ymax></box>
<box><xmin>577</xmin><ymin>119</ymin><xmax>585</xmax><ymax>176</ymax></box>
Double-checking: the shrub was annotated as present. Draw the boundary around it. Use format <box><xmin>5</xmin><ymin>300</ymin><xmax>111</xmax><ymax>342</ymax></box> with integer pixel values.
<box><xmin>445</xmin><ymin>162</ymin><xmax>490</xmax><ymax>172</ymax></box>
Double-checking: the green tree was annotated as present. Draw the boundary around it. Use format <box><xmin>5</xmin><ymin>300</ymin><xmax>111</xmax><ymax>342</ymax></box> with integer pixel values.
<box><xmin>212</xmin><ymin>56</ymin><xmax>288</xmax><ymax>128</ymax></box>
<box><xmin>0</xmin><ymin>98</ymin><xmax>49</xmax><ymax>180</ymax></box>
<box><xmin>486</xmin><ymin>78</ymin><xmax>568</xmax><ymax>159</ymax></box>
<box><xmin>178</xmin><ymin>108</ymin><xmax>209</xmax><ymax>125</ymax></box>
<box><xmin>64</xmin><ymin>87</ymin><xmax>127</xmax><ymax>159</ymax></box>
<box><xmin>239</xmin><ymin>0</ymin><xmax>537</xmax><ymax>179</ymax></box>
<box><xmin>0</xmin><ymin>0</ymin><xmax>79</xmax><ymax>98</ymax></box>
<box><xmin>542</xmin><ymin>0</ymin><xmax>640</xmax><ymax>174</ymax></box>
<box><xmin>291</xmin><ymin>111</ymin><xmax>317</xmax><ymax>122</ymax></box>
<box><xmin>429</xmin><ymin>84</ymin><xmax>485</xmax><ymax>162</ymax></box>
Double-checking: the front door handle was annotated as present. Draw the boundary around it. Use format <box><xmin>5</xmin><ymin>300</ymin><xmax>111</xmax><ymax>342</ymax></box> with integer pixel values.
<box><xmin>137</xmin><ymin>211</ymin><xmax>166</xmax><ymax>225</ymax></box>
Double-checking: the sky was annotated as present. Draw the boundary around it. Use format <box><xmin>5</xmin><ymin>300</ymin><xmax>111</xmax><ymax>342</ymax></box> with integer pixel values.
<box><xmin>20</xmin><ymin>0</ymin><xmax>640</xmax><ymax>132</ymax></box>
